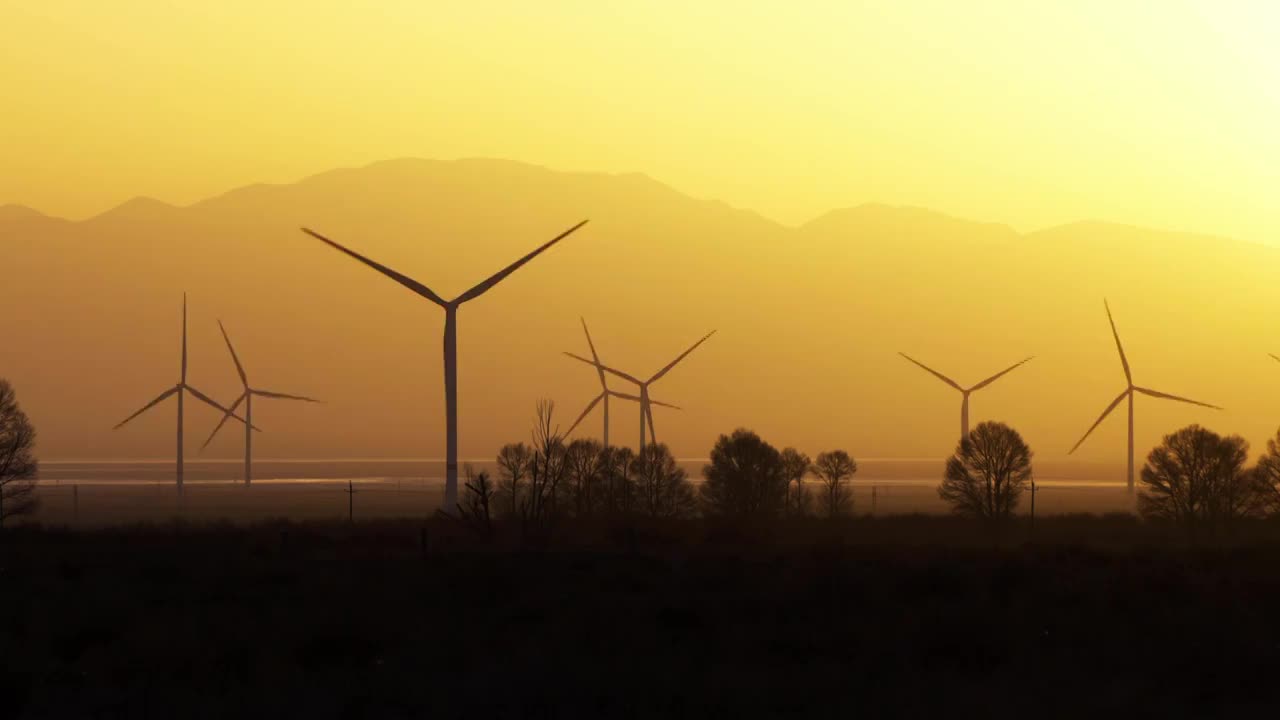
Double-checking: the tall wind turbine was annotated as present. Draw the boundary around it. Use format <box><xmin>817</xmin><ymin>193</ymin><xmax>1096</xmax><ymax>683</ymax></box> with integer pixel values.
<box><xmin>565</xmin><ymin>330</ymin><xmax>715</xmax><ymax>450</ymax></box>
<box><xmin>564</xmin><ymin>317</ymin><xmax>681</xmax><ymax>445</ymax></box>
<box><xmin>898</xmin><ymin>353</ymin><xmax>1034</xmax><ymax>441</ymax></box>
<box><xmin>301</xmin><ymin>220</ymin><xmax>588</xmax><ymax>511</ymax></box>
<box><xmin>202</xmin><ymin>320</ymin><xmax>321</xmax><ymax>485</ymax></box>
<box><xmin>114</xmin><ymin>295</ymin><xmax>251</xmax><ymax>493</ymax></box>
<box><xmin>1070</xmin><ymin>300</ymin><xmax>1222</xmax><ymax>492</ymax></box>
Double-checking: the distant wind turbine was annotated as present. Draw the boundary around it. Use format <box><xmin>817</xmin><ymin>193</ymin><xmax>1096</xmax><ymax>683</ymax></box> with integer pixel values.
<box><xmin>563</xmin><ymin>317</ymin><xmax>681</xmax><ymax>445</ymax></box>
<box><xmin>898</xmin><ymin>353</ymin><xmax>1034</xmax><ymax>441</ymax></box>
<box><xmin>1069</xmin><ymin>300</ymin><xmax>1222</xmax><ymax>493</ymax></box>
<box><xmin>201</xmin><ymin>320</ymin><xmax>321</xmax><ymax>485</ymax></box>
<box><xmin>113</xmin><ymin>295</ymin><xmax>252</xmax><ymax>493</ymax></box>
<box><xmin>301</xmin><ymin>220</ymin><xmax>589</xmax><ymax>511</ymax></box>
<box><xmin>565</xmin><ymin>330</ymin><xmax>715</xmax><ymax>450</ymax></box>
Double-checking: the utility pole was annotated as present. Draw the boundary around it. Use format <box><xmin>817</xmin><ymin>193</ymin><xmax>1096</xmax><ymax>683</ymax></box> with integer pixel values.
<box><xmin>1029</xmin><ymin>479</ymin><xmax>1039</xmax><ymax>539</ymax></box>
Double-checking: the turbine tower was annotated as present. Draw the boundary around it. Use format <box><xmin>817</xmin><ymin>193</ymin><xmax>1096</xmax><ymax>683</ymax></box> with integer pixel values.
<box><xmin>565</xmin><ymin>330</ymin><xmax>715</xmax><ymax>450</ymax></box>
<box><xmin>202</xmin><ymin>320</ymin><xmax>321</xmax><ymax>485</ymax></box>
<box><xmin>114</xmin><ymin>295</ymin><xmax>251</xmax><ymax>493</ymax></box>
<box><xmin>302</xmin><ymin>220</ymin><xmax>588</xmax><ymax>511</ymax></box>
<box><xmin>564</xmin><ymin>318</ymin><xmax>681</xmax><ymax>445</ymax></box>
<box><xmin>1070</xmin><ymin>299</ymin><xmax>1222</xmax><ymax>493</ymax></box>
<box><xmin>898</xmin><ymin>353</ymin><xmax>1034</xmax><ymax>441</ymax></box>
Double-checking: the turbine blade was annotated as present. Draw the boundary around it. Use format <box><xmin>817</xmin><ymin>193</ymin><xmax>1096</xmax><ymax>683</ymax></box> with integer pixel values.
<box><xmin>608</xmin><ymin>390</ymin><xmax>682</xmax><ymax>410</ymax></box>
<box><xmin>968</xmin><ymin>356</ymin><xmax>1035</xmax><ymax>392</ymax></box>
<box><xmin>1270</xmin><ymin>353</ymin><xmax>1280</xmax><ymax>364</ymax></box>
<box><xmin>564</xmin><ymin>352</ymin><xmax>643</xmax><ymax>385</ymax></box>
<box><xmin>1104</xmin><ymin>299</ymin><xmax>1132</xmax><ymax>385</ymax></box>
<box><xmin>898</xmin><ymin>353</ymin><xmax>962</xmax><ymax>391</ymax></box>
<box><xmin>218</xmin><ymin>320</ymin><xmax>248</xmax><ymax>387</ymax></box>
<box><xmin>565</xmin><ymin>393</ymin><xmax>603</xmax><ymax>437</ymax></box>
<box><xmin>648</xmin><ymin>330</ymin><xmax>716</xmax><ymax>383</ymax></box>
<box><xmin>184</xmin><ymin>385</ymin><xmax>262</xmax><ymax>431</ymax></box>
<box><xmin>252</xmin><ymin>389</ymin><xmax>322</xmax><ymax>403</ymax></box>
<box><xmin>453</xmin><ymin>220</ymin><xmax>589</xmax><ymax>304</ymax></box>
<box><xmin>581</xmin><ymin>317</ymin><xmax>608</xmax><ymax>388</ymax></box>
<box><xmin>201</xmin><ymin>393</ymin><xmax>247</xmax><ymax>449</ymax></box>
<box><xmin>301</xmin><ymin>227</ymin><xmax>449</xmax><ymax>307</ymax></box>
<box><xmin>1069</xmin><ymin>389</ymin><xmax>1130</xmax><ymax>454</ymax></box>
<box><xmin>114</xmin><ymin>386</ymin><xmax>180</xmax><ymax>429</ymax></box>
<box><xmin>1133</xmin><ymin>386</ymin><xmax>1222</xmax><ymax>411</ymax></box>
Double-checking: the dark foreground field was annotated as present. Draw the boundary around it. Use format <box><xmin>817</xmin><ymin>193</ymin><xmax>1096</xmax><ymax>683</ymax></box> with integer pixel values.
<box><xmin>4</xmin><ymin>516</ymin><xmax>1280</xmax><ymax>718</ymax></box>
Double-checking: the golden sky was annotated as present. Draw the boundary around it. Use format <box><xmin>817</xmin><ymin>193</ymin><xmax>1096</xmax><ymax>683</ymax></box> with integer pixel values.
<box><xmin>3</xmin><ymin>1</ymin><xmax>1279</xmax><ymax>239</ymax></box>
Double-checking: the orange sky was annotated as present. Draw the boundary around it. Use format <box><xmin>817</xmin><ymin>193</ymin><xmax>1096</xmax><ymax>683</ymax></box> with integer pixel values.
<box><xmin>3</xmin><ymin>1</ymin><xmax>1280</xmax><ymax>242</ymax></box>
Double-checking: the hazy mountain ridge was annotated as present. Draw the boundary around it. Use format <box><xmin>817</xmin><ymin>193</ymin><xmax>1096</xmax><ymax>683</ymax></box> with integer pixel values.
<box><xmin>3</xmin><ymin>158</ymin><xmax>1279</xmax><ymax>469</ymax></box>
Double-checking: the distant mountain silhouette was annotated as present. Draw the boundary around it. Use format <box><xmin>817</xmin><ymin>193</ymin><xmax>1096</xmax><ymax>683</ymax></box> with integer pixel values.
<box><xmin>2</xmin><ymin>157</ymin><xmax>1277</xmax><ymax>466</ymax></box>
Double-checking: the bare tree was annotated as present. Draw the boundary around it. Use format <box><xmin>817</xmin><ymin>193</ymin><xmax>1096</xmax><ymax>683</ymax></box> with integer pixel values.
<box><xmin>1139</xmin><ymin>425</ymin><xmax>1256</xmax><ymax>537</ymax></box>
<box><xmin>0</xmin><ymin>379</ymin><xmax>38</xmax><ymax>529</ymax></box>
<box><xmin>1249</xmin><ymin>428</ymin><xmax>1280</xmax><ymax>518</ymax></box>
<box><xmin>495</xmin><ymin>442</ymin><xmax>534</xmax><ymax>518</ymax></box>
<box><xmin>631</xmin><ymin>444</ymin><xmax>698</xmax><ymax>519</ymax></box>
<box><xmin>938</xmin><ymin>422</ymin><xmax>1031</xmax><ymax>522</ymax></box>
<box><xmin>563</xmin><ymin>438</ymin><xmax>604</xmax><ymax>517</ymax></box>
<box><xmin>597</xmin><ymin>445</ymin><xmax>636</xmax><ymax>517</ymax></box>
<box><xmin>780</xmin><ymin>448</ymin><xmax>813</xmax><ymax>518</ymax></box>
<box><xmin>700</xmin><ymin>429</ymin><xmax>787</xmax><ymax>519</ymax></box>
<box><xmin>457</xmin><ymin>464</ymin><xmax>495</xmax><ymax>538</ymax></box>
<box><xmin>520</xmin><ymin>400</ymin><xmax>568</xmax><ymax>536</ymax></box>
<box><xmin>812</xmin><ymin>450</ymin><xmax>857</xmax><ymax>518</ymax></box>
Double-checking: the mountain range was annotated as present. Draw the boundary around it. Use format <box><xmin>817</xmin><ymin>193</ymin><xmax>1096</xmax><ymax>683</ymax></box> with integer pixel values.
<box><xmin>3</xmin><ymin>157</ymin><xmax>1277</xmax><ymax>470</ymax></box>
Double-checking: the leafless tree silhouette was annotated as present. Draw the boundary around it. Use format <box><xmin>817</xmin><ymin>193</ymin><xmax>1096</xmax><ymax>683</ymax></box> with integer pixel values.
<box><xmin>597</xmin><ymin>445</ymin><xmax>637</xmax><ymax>517</ymax></box>
<box><xmin>457</xmin><ymin>464</ymin><xmax>495</xmax><ymax>538</ymax></box>
<box><xmin>813</xmin><ymin>450</ymin><xmax>857</xmax><ymax>518</ymax></box>
<box><xmin>1251</xmin><ymin>428</ymin><xmax>1280</xmax><ymax>518</ymax></box>
<box><xmin>938</xmin><ymin>422</ymin><xmax>1032</xmax><ymax>522</ymax></box>
<box><xmin>495</xmin><ymin>442</ymin><xmax>534</xmax><ymax>518</ymax></box>
<box><xmin>780</xmin><ymin>448</ymin><xmax>813</xmax><ymax>518</ymax></box>
<box><xmin>564</xmin><ymin>438</ymin><xmax>605</xmax><ymax>517</ymax></box>
<box><xmin>1138</xmin><ymin>425</ymin><xmax>1256</xmax><ymax>538</ymax></box>
<box><xmin>700</xmin><ymin>429</ymin><xmax>786</xmax><ymax>519</ymax></box>
<box><xmin>520</xmin><ymin>400</ymin><xmax>568</xmax><ymax>536</ymax></box>
<box><xmin>0</xmin><ymin>379</ymin><xmax>38</xmax><ymax>529</ymax></box>
<box><xmin>631</xmin><ymin>444</ymin><xmax>698</xmax><ymax>519</ymax></box>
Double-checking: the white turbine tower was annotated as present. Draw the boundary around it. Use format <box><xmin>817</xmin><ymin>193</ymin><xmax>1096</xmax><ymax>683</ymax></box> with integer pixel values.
<box><xmin>1069</xmin><ymin>300</ymin><xmax>1222</xmax><ymax>493</ymax></box>
<box><xmin>565</xmin><ymin>330</ymin><xmax>715</xmax><ymax>450</ymax></box>
<box><xmin>114</xmin><ymin>295</ymin><xmax>251</xmax><ymax>493</ymax></box>
<box><xmin>302</xmin><ymin>220</ymin><xmax>588</xmax><ymax>511</ymax></box>
<box><xmin>201</xmin><ymin>320</ymin><xmax>321</xmax><ymax>485</ymax></box>
<box><xmin>898</xmin><ymin>353</ymin><xmax>1034</xmax><ymax>441</ymax></box>
<box><xmin>563</xmin><ymin>318</ymin><xmax>681</xmax><ymax>445</ymax></box>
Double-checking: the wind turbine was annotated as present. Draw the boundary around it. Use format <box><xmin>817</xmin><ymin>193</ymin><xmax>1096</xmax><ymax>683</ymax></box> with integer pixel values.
<box><xmin>898</xmin><ymin>353</ymin><xmax>1034</xmax><ymax>441</ymax></box>
<box><xmin>564</xmin><ymin>330</ymin><xmax>716</xmax><ymax>450</ymax></box>
<box><xmin>1069</xmin><ymin>300</ymin><xmax>1222</xmax><ymax>493</ymax></box>
<box><xmin>201</xmin><ymin>320</ymin><xmax>321</xmax><ymax>485</ymax></box>
<box><xmin>301</xmin><ymin>220</ymin><xmax>588</xmax><ymax>511</ymax></box>
<box><xmin>113</xmin><ymin>295</ymin><xmax>252</xmax><ymax>493</ymax></box>
<box><xmin>563</xmin><ymin>317</ymin><xmax>681</xmax><ymax>445</ymax></box>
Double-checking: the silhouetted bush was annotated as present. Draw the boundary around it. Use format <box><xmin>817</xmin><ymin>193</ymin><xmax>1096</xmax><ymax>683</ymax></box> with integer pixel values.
<box><xmin>1139</xmin><ymin>425</ymin><xmax>1256</xmax><ymax>538</ymax></box>
<box><xmin>631</xmin><ymin>444</ymin><xmax>698</xmax><ymax>519</ymax></box>
<box><xmin>938</xmin><ymin>422</ymin><xmax>1031</xmax><ymax>522</ymax></box>
<box><xmin>780</xmin><ymin>448</ymin><xmax>812</xmax><ymax>517</ymax></box>
<box><xmin>700</xmin><ymin>429</ymin><xmax>786</xmax><ymax>519</ymax></box>
<box><xmin>813</xmin><ymin>450</ymin><xmax>857</xmax><ymax>518</ymax></box>
<box><xmin>0</xmin><ymin>379</ymin><xmax>38</xmax><ymax>529</ymax></box>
